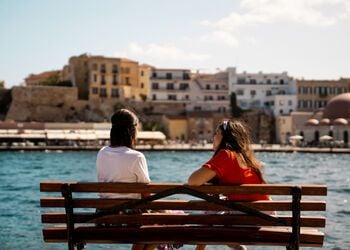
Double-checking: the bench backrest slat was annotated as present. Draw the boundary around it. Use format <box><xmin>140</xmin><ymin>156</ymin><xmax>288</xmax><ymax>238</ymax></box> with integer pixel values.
<box><xmin>40</xmin><ymin>197</ymin><xmax>326</xmax><ymax>211</ymax></box>
<box><xmin>41</xmin><ymin>212</ymin><xmax>326</xmax><ymax>227</ymax></box>
<box><xmin>40</xmin><ymin>182</ymin><xmax>327</xmax><ymax>196</ymax></box>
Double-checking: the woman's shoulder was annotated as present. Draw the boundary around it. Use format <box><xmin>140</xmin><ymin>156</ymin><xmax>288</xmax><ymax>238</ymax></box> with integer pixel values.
<box><xmin>126</xmin><ymin>147</ymin><xmax>146</xmax><ymax>158</ymax></box>
<box><xmin>217</xmin><ymin>148</ymin><xmax>236</xmax><ymax>158</ymax></box>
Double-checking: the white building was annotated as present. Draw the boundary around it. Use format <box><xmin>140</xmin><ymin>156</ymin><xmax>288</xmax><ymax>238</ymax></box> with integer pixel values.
<box><xmin>149</xmin><ymin>68</ymin><xmax>192</xmax><ymax>103</ymax></box>
<box><xmin>227</xmin><ymin>67</ymin><xmax>297</xmax><ymax>116</ymax></box>
<box><xmin>187</xmin><ymin>71</ymin><xmax>230</xmax><ymax>112</ymax></box>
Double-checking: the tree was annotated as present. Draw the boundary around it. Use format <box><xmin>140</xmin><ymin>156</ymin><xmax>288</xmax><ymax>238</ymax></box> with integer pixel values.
<box><xmin>230</xmin><ymin>92</ymin><xmax>243</xmax><ymax>117</ymax></box>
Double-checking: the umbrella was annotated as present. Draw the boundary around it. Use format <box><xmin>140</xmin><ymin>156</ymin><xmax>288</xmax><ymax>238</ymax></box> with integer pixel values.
<box><xmin>289</xmin><ymin>135</ymin><xmax>303</xmax><ymax>140</ymax></box>
<box><xmin>319</xmin><ymin>135</ymin><xmax>333</xmax><ymax>141</ymax></box>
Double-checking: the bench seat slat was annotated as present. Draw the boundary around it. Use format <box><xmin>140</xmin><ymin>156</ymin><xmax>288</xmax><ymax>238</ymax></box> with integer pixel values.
<box><xmin>42</xmin><ymin>225</ymin><xmax>324</xmax><ymax>247</ymax></box>
<box><xmin>40</xmin><ymin>198</ymin><xmax>326</xmax><ymax>211</ymax></box>
<box><xmin>40</xmin><ymin>182</ymin><xmax>327</xmax><ymax>196</ymax></box>
<box><xmin>42</xmin><ymin>212</ymin><xmax>326</xmax><ymax>227</ymax></box>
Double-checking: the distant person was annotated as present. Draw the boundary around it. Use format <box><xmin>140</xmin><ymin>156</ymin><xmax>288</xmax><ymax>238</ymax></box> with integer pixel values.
<box><xmin>187</xmin><ymin>119</ymin><xmax>270</xmax><ymax>250</ymax></box>
<box><xmin>96</xmin><ymin>108</ymin><xmax>152</xmax><ymax>250</ymax></box>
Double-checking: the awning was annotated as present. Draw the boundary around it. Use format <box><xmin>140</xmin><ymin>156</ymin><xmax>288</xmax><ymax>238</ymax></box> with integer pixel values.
<box><xmin>137</xmin><ymin>131</ymin><xmax>166</xmax><ymax>140</ymax></box>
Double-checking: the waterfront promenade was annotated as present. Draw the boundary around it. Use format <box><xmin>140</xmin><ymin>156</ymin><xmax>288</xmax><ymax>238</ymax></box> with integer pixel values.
<box><xmin>1</xmin><ymin>143</ymin><xmax>350</xmax><ymax>153</ymax></box>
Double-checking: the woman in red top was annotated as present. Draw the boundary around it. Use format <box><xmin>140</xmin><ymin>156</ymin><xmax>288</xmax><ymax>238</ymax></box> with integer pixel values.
<box><xmin>188</xmin><ymin>119</ymin><xmax>269</xmax><ymax>250</ymax></box>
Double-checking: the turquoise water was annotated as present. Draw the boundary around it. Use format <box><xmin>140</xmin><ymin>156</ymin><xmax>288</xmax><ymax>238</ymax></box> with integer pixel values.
<box><xmin>0</xmin><ymin>151</ymin><xmax>349</xmax><ymax>249</ymax></box>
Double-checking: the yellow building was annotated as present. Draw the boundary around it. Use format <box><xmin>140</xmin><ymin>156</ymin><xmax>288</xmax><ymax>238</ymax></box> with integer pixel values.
<box><xmin>120</xmin><ymin>58</ymin><xmax>139</xmax><ymax>101</ymax></box>
<box><xmin>63</xmin><ymin>54</ymin><xmax>144</xmax><ymax>101</ymax></box>
<box><xmin>138</xmin><ymin>64</ymin><xmax>152</xmax><ymax>102</ymax></box>
<box><xmin>297</xmin><ymin>78</ymin><xmax>350</xmax><ymax>112</ymax></box>
<box><xmin>162</xmin><ymin>115</ymin><xmax>188</xmax><ymax>141</ymax></box>
<box><xmin>88</xmin><ymin>56</ymin><xmax>122</xmax><ymax>101</ymax></box>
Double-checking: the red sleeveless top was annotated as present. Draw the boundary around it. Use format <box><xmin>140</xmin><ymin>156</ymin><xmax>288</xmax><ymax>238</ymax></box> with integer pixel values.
<box><xmin>203</xmin><ymin>149</ymin><xmax>269</xmax><ymax>201</ymax></box>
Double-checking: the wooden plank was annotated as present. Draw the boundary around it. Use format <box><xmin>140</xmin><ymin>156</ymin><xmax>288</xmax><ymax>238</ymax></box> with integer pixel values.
<box><xmin>42</xmin><ymin>212</ymin><xmax>326</xmax><ymax>227</ymax></box>
<box><xmin>42</xmin><ymin>226</ymin><xmax>324</xmax><ymax>247</ymax></box>
<box><xmin>40</xmin><ymin>198</ymin><xmax>326</xmax><ymax>211</ymax></box>
<box><xmin>40</xmin><ymin>182</ymin><xmax>327</xmax><ymax>196</ymax></box>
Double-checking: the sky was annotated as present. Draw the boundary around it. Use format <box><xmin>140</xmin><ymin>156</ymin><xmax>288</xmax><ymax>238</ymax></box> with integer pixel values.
<box><xmin>0</xmin><ymin>0</ymin><xmax>350</xmax><ymax>88</ymax></box>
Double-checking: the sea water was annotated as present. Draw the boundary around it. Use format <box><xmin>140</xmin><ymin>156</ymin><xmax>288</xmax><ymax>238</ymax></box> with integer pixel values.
<box><xmin>0</xmin><ymin>151</ymin><xmax>349</xmax><ymax>249</ymax></box>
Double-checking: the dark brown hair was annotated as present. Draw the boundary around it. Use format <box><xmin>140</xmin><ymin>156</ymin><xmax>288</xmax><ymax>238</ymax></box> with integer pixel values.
<box><xmin>110</xmin><ymin>109</ymin><xmax>138</xmax><ymax>148</ymax></box>
<box><xmin>215</xmin><ymin>119</ymin><xmax>266</xmax><ymax>183</ymax></box>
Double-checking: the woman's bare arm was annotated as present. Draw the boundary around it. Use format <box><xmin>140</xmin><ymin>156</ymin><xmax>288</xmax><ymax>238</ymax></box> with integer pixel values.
<box><xmin>187</xmin><ymin>167</ymin><xmax>216</xmax><ymax>186</ymax></box>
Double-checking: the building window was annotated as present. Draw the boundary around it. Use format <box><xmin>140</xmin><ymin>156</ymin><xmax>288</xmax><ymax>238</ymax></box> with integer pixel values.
<box><xmin>166</xmin><ymin>73</ymin><xmax>172</xmax><ymax>79</ymax></box>
<box><xmin>112</xmin><ymin>74</ymin><xmax>118</xmax><ymax>85</ymax></box>
<box><xmin>101</xmin><ymin>64</ymin><xmax>106</xmax><ymax>73</ymax></box>
<box><xmin>204</xmin><ymin>96</ymin><xmax>213</xmax><ymax>101</ymax></box>
<box><xmin>101</xmin><ymin>74</ymin><xmax>106</xmax><ymax>85</ymax></box>
<box><xmin>288</xmin><ymin>100</ymin><xmax>292</xmax><ymax>106</ymax></box>
<box><xmin>141</xmin><ymin>83</ymin><xmax>144</xmax><ymax>88</ymax></box>
<box><xmin>167</xmin><ymin>83</ymin><xmax>174</xmax><ymax>90</ymax></box>
<box><xmin>237</xmin><ymin>78</ymin><xmax>246</xmax><ymax>84</ymax></box>
<box><xmin>112</xmin><ymin>64</ymin><xmax>118</xmax><ymax>73</ymax></box>
<box><xmin>152</xmin><ymin>94</ymin><xmax>157</xmax><ymax>100</ymax></box>
<box><xmin>100</xmin><ymin>88</ymin><xmax>107</xmax><ymax>97</ymax></box>
<box><xmin>280</xmin><ymin>79</ymin><xmax>284</xmax><ymax>85</ymax></box>
<box><xmin>179</xmin><ymin>83</ymin><xmax>189</xmax><ymax>90</ymax></box>
<box><xmin>250</xmin><ymin>90</ymin><xmax>256</xmax><ymax>96</ymax></box>
<box><xmin>125</xmin><ymin>77</ymin><xmax>130</xmax><ymax>85</ymax></box>
<box><xmin>183</xmin><ymin>72</ymin><xmax>190</xmax><ymax>80</ymax></box>
<box><xmin>111</xmin><ymin>88</ymin><xmax>119</xmax><ymax>98</ymax></box>
<box><xmin>93</xmin><ymin>74</ymin><xmax>97</xmax><ymax>82</ymax></box>
<box><xmin>168</xmin><ymin>95</ymin><xmax>177</xmax><ymax>100</ymax></box>
<box><xmin>215</xmin><ymin>84</ymin><xmax>219</xmax><ymax>90</ymax></box>
<box><xmin>152</xmin><ymin>72</ymin><xmax>157</xmax><ymax>78</ymax></box>
<box><xmin>140</xmin><ymin>70</ymin><xmax>144</xmax><ymax>76</ymax></box>
<box><xmin>206</xmin><ymin>84</ymin><xmax>211</xmax><ymax>90</ymax></box>
<box><xmin>92</xmin><ymin>87</ymin><xmax>98</xmax><ymax>94</ymax></box>
<box><xmin>185</xmin><ymin>95</ymin><xmax>189</xmax><ymax>100</ymax></box>
<box><xmin>152</xmin><ymin>83</ymin><xmax>159</xmax><ymax>90</ymax></box>
<box><xmin>266</xmin><ymin>90</ymin><xmax>271</xmax><ymax>96</ymax></box>
<box><xmin>250</xmin><ymin>79</ymin><xmax>257</xmax><ymax>84</ymax></box>
<box><xmin>237</xmin><ymin>89</ymin><xmax>244</xmax><ymax>95</ymax></box>
<box><xmin>266</xmin><ymin>79</ymin><xmax>271</xmax><ymax>84</ymax></box>
<box><xmin>92</xmin><ymin>63</ymin><xmax>98</xmax><ymax>71</ymax></box>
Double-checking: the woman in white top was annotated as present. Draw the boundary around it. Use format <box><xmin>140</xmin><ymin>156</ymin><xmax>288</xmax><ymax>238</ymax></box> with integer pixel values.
<box><xmin>97</xmin><ymin>108</ymin><xmax>150</xmax><ymax>194</ymax></box>
<box><xmin>96</xmin><ymin>108</ymin><xmax>151</xmax><ymax>250</ymax></box>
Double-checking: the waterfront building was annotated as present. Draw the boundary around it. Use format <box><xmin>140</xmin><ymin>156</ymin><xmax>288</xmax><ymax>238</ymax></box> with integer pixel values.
<box><xmin>149</xmin><ymin>68</ymin><xmax>192</xmax><ymax>104</ymax></box>
<box><xmin>227</xmin><ymin>67</ymin><xmax>297</xmax><ymax>116</ymax></box>
<box><xmin>138</xmin><ymin>64</ymin><xmax>153</xmax><ymax>102</ymax></box>
<box><xmin>188</xmin><ymin>71</ymin><xmax>230</xmax><ymax>112</ymax></box>
<box><xmin>290</xmin><ymin>93</ymin><xmax>350</xmax><ymax>146</ymax></box>
<box><xmin>162</xmin><ymin>115</ymin><xmax>188</xmax><ymax>141</ymax></box>
<box><xmin>297</xmin><ymin>78</ymin><xmax>350</xmax><ymax>112</ymax></box>
<box><xmin>63</xmin><ymin>54</ymin><xmax>143</xmax><ymax>101</ymax></box>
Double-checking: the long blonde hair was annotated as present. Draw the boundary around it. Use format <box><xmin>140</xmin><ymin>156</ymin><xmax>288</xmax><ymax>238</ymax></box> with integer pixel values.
<box><xmin>215</xmin><ymin>119</ymin><xmax>266</xmax><ymax>183</ymax></box>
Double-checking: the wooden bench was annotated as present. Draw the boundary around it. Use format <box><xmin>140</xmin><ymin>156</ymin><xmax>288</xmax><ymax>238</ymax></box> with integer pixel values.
<box><xmin>40</xmin><ymin>181</ymin><xmax>327</xmax><ymax>250</ymax></box>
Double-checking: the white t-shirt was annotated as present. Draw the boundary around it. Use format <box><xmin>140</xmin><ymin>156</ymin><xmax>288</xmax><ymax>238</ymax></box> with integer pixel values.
<box><xmin>96</xmin><ymin>146</ymin><xmax>151</xmax><ymax>198</ymax></box>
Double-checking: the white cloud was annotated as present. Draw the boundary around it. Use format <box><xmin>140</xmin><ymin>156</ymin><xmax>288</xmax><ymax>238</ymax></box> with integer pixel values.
<box><xmin>201</xmin><ymin>0</ymin><xmax>350</xmax><ymax>47</ymax></box>
<box><xmin>115</xmin><ymin>42</ymin><xmax>210</xmax><ymax>62</ymax></box>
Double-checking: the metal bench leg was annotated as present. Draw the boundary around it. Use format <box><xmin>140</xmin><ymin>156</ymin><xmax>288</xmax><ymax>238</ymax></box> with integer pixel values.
<box><xmin>287</xmin><ymin>186</ymin><xmax>302</xmax><ymax>250</ymax></box>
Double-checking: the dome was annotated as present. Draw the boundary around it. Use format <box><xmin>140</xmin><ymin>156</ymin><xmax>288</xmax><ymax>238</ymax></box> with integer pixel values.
<box><xmin>305</xmin><ymin>118</ymin><xmax>319</xmax><ymax>126</ymax></box>
<box><xmin>323</xmin><ymin>93</ymin><xmax>350</xmax><ymax>119</ymax></box>
<box><xmin>319</xmin><ymin>118</ymin><xmax>330</xmax><ymax>125</ymax></box>
<box><xmin>334</xmin><ymin>118</ymin><xmax>348</xmax><ymax>125</ymax></box>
